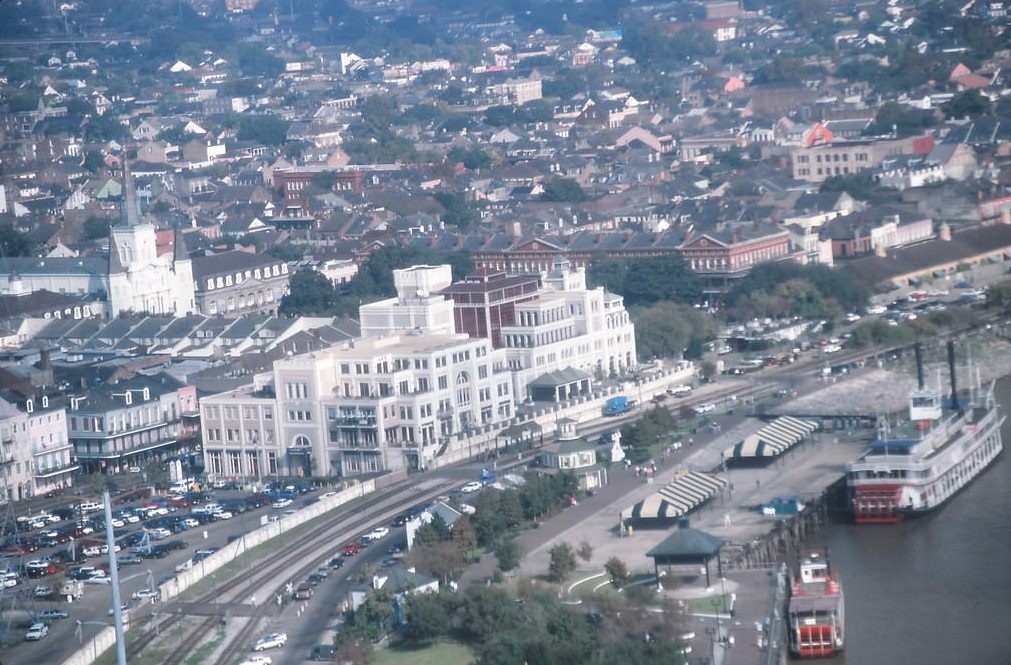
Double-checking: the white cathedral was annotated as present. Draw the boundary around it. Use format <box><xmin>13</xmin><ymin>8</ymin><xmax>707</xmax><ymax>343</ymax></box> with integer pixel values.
<box><xmin>0</xmin><ymin>161</ymin><xmax>196</xmax><ymax>317</ymax></box>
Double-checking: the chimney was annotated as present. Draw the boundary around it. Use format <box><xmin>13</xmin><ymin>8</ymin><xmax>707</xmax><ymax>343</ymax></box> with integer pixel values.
<box><xmin>939</xmin><ymin>222</ymin><xmax>951</xmax><ymax>241</ymax></box>
<box><xmin>874</xmin><ymin>243</ymin><xmax>887</xmax><ymax>258</ymax></box>
<box><xmin>40</xmin><ymin>347</ymin><xmax>51</xmax><ymax>370</ymax></box>
<box><xmin>948</xmin><ymin>340</ymin><xmax>961</xmax><ymax>413</ymax></box>
<box><xmin>914</xmin><ymin>342</ymin><xmax>925</xmax><ymax>390</ymax></box>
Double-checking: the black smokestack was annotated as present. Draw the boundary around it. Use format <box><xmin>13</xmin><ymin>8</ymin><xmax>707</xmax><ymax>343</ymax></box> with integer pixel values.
<box><xmin>914</xmin><ymin>343</ymin><xmax>924</xmax><ymax>390</ymax></box>
<box><xmin>947</xmin><ymin>340</ymin><xmax>959</xmax><ymax>411</ymax></box>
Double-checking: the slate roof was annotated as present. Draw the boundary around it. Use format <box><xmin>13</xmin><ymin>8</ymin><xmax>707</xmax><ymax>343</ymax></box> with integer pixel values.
<box><xmin>646</xmin><ymin>523</ymin><xmax>725</xmax><ymax>558</ymax></box>
<box><xmin>0</xmin><ymin>290</ymin><xmax>92</xmax><ymax>318</ymax></box>
<box><xmin>191</xmin><ymin>250</ymin><xmax>283</xmax><ymax>281</ymax></box>
<box><xmin>843</xmin><ymin>223</ymin><xmax>1011</xmax><ymax>285</ymax></box>
<box><xmin>0</xmin><ymin>256</ymin><xmax>108</xmax><ymax>276</ymax></box>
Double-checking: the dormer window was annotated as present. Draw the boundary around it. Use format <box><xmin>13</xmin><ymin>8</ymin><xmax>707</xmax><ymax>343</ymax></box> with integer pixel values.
<box><xmin>125</xmin><ymin>392</ymin><xmax>133</xmax><ymax>405</ymax></box>
<box><xmin>142</xmin><ymin>387</ymin><xmax>150</xmax><ymax>401</ymax></box>
<box><xmin>26</xmin><ymin>399</ymin><xmax>33</xmax><ymax>413</ymax></box>
<box><xmin>42</xmin><ymin>396</ymin><xmax>49</xmax><ymax>408</ymax></box>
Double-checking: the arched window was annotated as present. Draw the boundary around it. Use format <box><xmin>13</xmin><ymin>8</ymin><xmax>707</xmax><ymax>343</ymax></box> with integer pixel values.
<box><xmin>456</xmin><ymin>371</ymin><xmax>470</xmax><ymax>385</ymax></box>
<box><xmin>293</xmin><ymin>435</ymin><xmax>311</xmax><ymax>448</ymax></box>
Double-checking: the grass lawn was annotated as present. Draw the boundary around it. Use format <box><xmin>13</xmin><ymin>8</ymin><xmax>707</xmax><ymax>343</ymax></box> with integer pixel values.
<box><xmin>686</xmin><ymin>594</ymin><xmax>730</xmax><ymax>614</ymax></box>
<box><xmin>372</xmin><ymin>641</ymin><xmax>475</xmax><ymax>665</ymax></box>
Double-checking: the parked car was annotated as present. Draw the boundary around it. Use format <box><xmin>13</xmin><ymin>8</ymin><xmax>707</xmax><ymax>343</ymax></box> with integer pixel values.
<box><xmin>24</xmin><ymin>623</ymin><xmax>48</xmax><ymax>641</ymax></box>
<box><xmin>132</xmin><ymin>588</ymin><xmax>159</xmax><ymax>600</ymax></box>
<box><xmin>39</xmin><ymin>609</ymin><xmax>69</xmax><ymax>620</ymax></box>
<box><xmin>460</xmin><ymin>481</ymin><xmax>483</xmax><ymax>494</ymax></box>
<box><xmin>32</xmin><ymin>585</ymin><xmax>54</xmax><ymax>598</ymax></box>
<box><xmin>293</xmin><ymin>583</ymin><xmax>313</xmax><ymax>600</ymax></box>
<box><xmin>240</xmin><ymin>657</ymin><xmax>273</xmax><ymax>665</ymax></box>
<box><xmin>341</xmin><ymin>543</ymin><xmax>360</xmax><ymax>557</ymax></box>
<box><xmin>252</xmin><ymin>633</ymin><xmax>288</xmax><ymax>651</ymax></box>
<box><xmin>271</xmin><ymin>498</ymin><xmax>292</xmax><ymax>509</ymax></box>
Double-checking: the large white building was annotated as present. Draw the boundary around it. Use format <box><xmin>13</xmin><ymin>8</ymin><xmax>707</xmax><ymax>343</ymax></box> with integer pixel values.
<box><xmin>200</xmin><ymin>266</ymin><xmax>514</xmax><ymax>478</ymax></box>
<box><xmin>199</xmin><ymin>262</ymin><xmax>637</xmax><ymax>480</ymax></box>
<box><xmin>500</xmin><ymin>257</ymin><xmax>637</xmax><ymax>399</ymax></box>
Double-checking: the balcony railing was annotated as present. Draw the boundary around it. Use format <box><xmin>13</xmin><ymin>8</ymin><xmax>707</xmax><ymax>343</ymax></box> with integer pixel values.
<box><xmin>34</xmin><ymin>463</ymin><xmax>80</xmax><ymax>479</ymax></box>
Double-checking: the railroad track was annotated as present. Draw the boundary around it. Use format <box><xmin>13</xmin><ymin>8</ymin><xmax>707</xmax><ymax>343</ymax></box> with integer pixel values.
<box><xmin>124</xmin><ymin>476</ymin><xmax>462</xmax><ymax>664</ymax></box>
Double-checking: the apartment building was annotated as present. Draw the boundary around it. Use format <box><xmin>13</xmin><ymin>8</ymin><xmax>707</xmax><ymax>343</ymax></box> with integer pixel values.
<box><xmin>0</xmin><ymin>396</ymin><xmax>75</xmax><ymax>502</ymax></box>
<box><xmin>68</xmin><ymin>373</ymin><xmax>198</xmax><ymax>474</ymax></box>
<box><xmin>790</xmin><ymin>135</ymin><xmax>929</xmax><ymax>183</ymax></box>
<box><xmin>200</xmin><ymin>266</ymin><xmax>514</xmax><ymax>478</ymax></box>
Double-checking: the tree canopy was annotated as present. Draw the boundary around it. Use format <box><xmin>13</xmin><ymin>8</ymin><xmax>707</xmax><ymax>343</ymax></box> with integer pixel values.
<box><xmin>0</xmin><ymin>225</ymin><xmax>33</xmax><ymax>257</ymax></box>
<box><xmin>588</xmin><ymin>254</ymin><xmax>702</xmax><ymax>307</ymax></box>
<box><xmin>723</xmin><ymin>261</ymin><xmax>870</xmax><ymax>321</ymax></box>
<box><xmin>632</xmin><ymin>302</ymin><xmax>717</xmax><ymax>361</ymax></box>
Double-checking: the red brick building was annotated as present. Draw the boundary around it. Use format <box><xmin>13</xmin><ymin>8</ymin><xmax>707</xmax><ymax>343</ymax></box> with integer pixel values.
<box><xmin>440</xmin><ymin>269</ymin><xmax>540</xmax><ymax>348</ymax></box>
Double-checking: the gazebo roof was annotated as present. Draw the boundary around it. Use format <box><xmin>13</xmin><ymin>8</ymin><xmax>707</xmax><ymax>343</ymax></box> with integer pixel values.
<box><xmin>528</xmin><ymin>367</ymin><xmax>592</xmax><ymax>388</ymax></box>
<box><xmin>646</xmin><ymin>522</ymin><xmax>725</xmax><ymax>558</ymax></box>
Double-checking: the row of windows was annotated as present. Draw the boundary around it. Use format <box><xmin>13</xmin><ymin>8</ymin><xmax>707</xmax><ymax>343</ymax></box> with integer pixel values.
<box><xmin>205</xmin><ymin>405</ymin><xmax>274</xmax><ymax>421</ymax></box>
<box><xmin>205</xmin><ymin>450</ymin><xmax>278</xmax><ymax>477</ymax></box>
<box><xmin>203</xmin><ymin>264</ymin><xmax>287</xmax><ymax>291</ymax></box>
<box><xmin>206</xmin><ymin>288</ymin><xmax>280</xmax><ymax>314</ymax></box>
<box><xmin>796</xmin><ymin>152</ymin><xmax>868</xmax><ymax>164</ymax></box>
<box><xmin>205</xmin><ymin>428</ymin><xmax>276</xmax><ymax>445</ymax></box>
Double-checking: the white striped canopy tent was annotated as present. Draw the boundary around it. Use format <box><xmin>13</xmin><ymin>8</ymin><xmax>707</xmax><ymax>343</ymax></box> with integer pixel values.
<box><xmin>723</xmin><ymin>416</ymin><xmax>818</xmax><ymax>461</ymax></box>
<box><xmin>629</xmin><ymin>471</ymin><xmax>727</xmax><ymax>525</ymax></box>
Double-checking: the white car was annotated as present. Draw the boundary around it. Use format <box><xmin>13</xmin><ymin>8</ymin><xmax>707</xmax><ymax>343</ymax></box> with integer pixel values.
<box><xmin>320</xmin><ymin>491</ymin><xmax>337</xmax><ymax>499</ymax></box>
<box><xmin>368</xmin><ymin>526</ymin><xmax>390</xmax><ymax>541</ymax></box>
<box><xmin>212</xmin><ymin>510</ymin><xmax>234</xmax><ymax>520</ymax></box>
<box><xmin>25</xmin><ymin>623</ymin><xmax>48</xmax><ymax>641</ymax></box>
<box><xmin>460</xmin><ymin>481</ymin><xmax>483</xmax><ymax>494</ymax></box>
<box><xmin>85</xmin><ymin>575</ymin><xmax>111</xmax><ymax>585</ymax></box>
<box><xmin>693</xmin><ymin>403</ymin><xmax>716</xmax><ymax>415</ymax></box>
<box><xmin>272</xmin><ymin>499</ymin><xmax>292</xmax><ymax>509</ymax></box>
<box><xmin>132</xmin><ymin>588</ymin><xmax>159</xmax><ymax>600</ymax></box>
<box><xmin>182</xmin><ymin>518</ymin><xmax>200</xmax><ymax>528</ymax></box>
<box><xmin>240</xmin><ymin>656</ymin><xmax>273</xmax><ymax>665</ymax></box>
<box><xmin>252</xmin><ymin>633</ymin><xmax>288</xmax><ymax>651</ymax></box>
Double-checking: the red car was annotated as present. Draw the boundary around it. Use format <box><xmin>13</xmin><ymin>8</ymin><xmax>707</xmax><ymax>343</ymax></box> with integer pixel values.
<box><xmin>342</xmin><ymin>542</ymin><xmax>360</xmax><ymax>557</ymax></box>
<box><xmin>166</xmin><ymin>498</ymin><xmax>190</xmax><ymax>508</ymax></box>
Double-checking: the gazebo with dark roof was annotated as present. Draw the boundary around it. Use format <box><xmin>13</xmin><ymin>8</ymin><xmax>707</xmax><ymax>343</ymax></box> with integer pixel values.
<box><xmin>645</xmin><ymin>519</ymin><xmax>725</xmax><ymax>586</ymax></box>
<box><xmin>528</xmin><ymin>367</ymin><xmax>592</xmax><ymax>402</ymax></box>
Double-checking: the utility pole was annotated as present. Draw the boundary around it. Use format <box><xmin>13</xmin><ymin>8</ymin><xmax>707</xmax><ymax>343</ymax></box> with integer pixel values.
<box><xmin>103</xmin><ymin>490</ymin><xmax>127</xmax><ymax>665</ymax></box>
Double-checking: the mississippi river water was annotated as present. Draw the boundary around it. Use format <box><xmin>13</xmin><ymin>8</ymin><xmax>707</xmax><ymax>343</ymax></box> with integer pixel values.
<box><xmin>804</xmin><ymin>378</ymin><xmax>1011</xmax><ymax>665</ymax></box>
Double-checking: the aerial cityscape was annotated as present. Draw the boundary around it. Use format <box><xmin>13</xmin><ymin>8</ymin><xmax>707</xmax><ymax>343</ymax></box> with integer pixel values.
<box><xmin>1</xmin><ymin>0</ymin><xmax>1011</xmax><ymax>663</ymax></box>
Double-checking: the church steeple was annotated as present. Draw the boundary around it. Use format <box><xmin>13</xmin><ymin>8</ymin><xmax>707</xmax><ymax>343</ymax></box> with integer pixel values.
<box><xmin>120</xmin><ymin>156</ymin><xmax>141</xmax><ymax>227</ymax></box>
<box><xmin>172</xmin><ymin>226</ymin><xmax>189</xmax><ymax>262</ymax></box>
